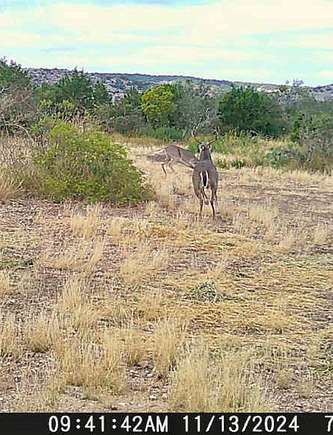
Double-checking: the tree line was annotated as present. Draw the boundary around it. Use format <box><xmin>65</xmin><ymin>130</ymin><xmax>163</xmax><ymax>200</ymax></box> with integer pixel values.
<box><xmin>1</xmin><ymin>58</ymin><xmax>332</xmax><ymax>172</ymax></box>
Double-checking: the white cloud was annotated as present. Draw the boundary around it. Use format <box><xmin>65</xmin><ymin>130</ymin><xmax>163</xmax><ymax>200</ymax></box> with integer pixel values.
<box><xmin>0</xmin><ymin>0</ymin><xmax>332</xmax><ymax>83</ymax></box>
<box><xmin>43</xmin><ymin>1</ymin><xmax>333</xmax><ymax>41</ymax></box>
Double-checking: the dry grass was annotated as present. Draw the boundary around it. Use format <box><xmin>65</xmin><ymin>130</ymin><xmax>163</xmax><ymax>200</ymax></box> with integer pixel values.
<box><xmin>0</xmin><ymin>172</ymin><xmax>18</xmax><ymax>202</ymax></box>
<box><xmin>70</xmin><ymin>204</ymin><xmax>102</xmax><ymax>239</ymax></box>
<box><xmin>144</xmin><ymin>201</ymin><xmax>162</xmax><ymax>218</ymax></box>
<box><xmin>57</xmin><ymin>276</ymin><xmax>88</xmax><ymax>311</ymax></box>
<box><xmin>215</xmin><ymin>351</ymin><xmax>273</xmax><ymax>411</ymax></box>
<box><xmin>248</xmin><ymin>203</ymin><xmax>279</xmax><ymax>229</ymax></box>
<box><xmin>42</xmin><ymin>238</ymin><xmax>105</xmax><ymax>273</ymax></box>
<box><xmin>297</xmin><ymin>373</ymin><xmax>315</xmax><ymax>399</ymax></box>
<box><xmin>55</xmin><ymin>334</ymin><xmax>126</xmax><ymax>394</ymax></box>
<box><xmin>170</xmin><ymin>346</ymin><xmax>274</xmax><ymax>412</ymax></box>
<box><xmin>275</xmin><ymin>368</ymin><xmax>293</xmax><ymax>390</ymax></box>
<box><xmin>313</xmin><ymin>223</ymin><xmax>329</xmax><ymax>245</ymax></box>
<box><xmin>57</xmin><ymin>276</ymin><xmax>97</xmax><ymax>332</ymax></box>
<box><xmin>219</xmin><ymin>201</ymin><xmax>239</xmax><ymax>220</ymax></box>
<box><xmin>151</xmin><ymin>318</ymin><xmax>187</xmax><ymax>376</ymax></box>
<box><xmin>278</xmin><ymin>229</ymin><xmax>298</xmax><ymax>251</ymax></box>
<box><xmin>112</xmin><ymin>133</ymin><xmax>165</xmax><ymax>148</ymax></box>
<box><xmin>116</xmin><ymin>325</ymin><xmax>147</xmax><ymax>366</ymax></box>
<box><xmin>107</xmin><ymin>216</ymin><xmax>127</xmax><ymax>243</ymax></box>
<box><xmin>12</xmin><ymin>372</ymin><xmax>66</xmax><ymax>412</ymax></box>
<box><xmin>0</xmin><ymin>312</ymin><xmax>21</xmax><ymax>358</ymax></box>
<box><xmin>133</xmin><ymin>291</ymin><xmax>168</xmax><ymax>322</ymax></box>
<box><xmin>24</xmin><ymin>312</ymin><xmax>60</xmax><ymax>353</ymax></box>
<box><xmin>69</xmin><ymin>303</ymin><xmax>98</xmax><ymax>331</ymax></box>
<box><xmin>278</xmin><ymin>227</ymin><xmax>307</xmax><ymax>252</ymax></box>
<box><xmin>0</xmin><ymin>139</ymin><xmax>332</xmax><ymax>413</ymax></box>
<box><xmin>169</xmin><ymin>344</ymin><xmax>212</xmax><ymax>411</ymax></box>
<box><xmin>119</xmin><ymin>243</ymin><xmax>169</xmax><ymax>287</ymax></box>
<box><xmin>0</xmin><ymin>270</ymin><xmax>11</xmax><ymax>295</ymax></box>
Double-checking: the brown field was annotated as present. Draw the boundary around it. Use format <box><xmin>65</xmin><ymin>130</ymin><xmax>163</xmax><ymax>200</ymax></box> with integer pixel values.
<box><xmin>0</xmin><ymin>140</ymin><xmax>332</xmax><ymax>412</ymax></box>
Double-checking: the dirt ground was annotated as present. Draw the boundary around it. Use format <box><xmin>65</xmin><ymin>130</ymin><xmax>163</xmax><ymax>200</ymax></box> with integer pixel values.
<box><xmin>0</xmin><ymin>148</ymin><xmax>332</xmax><ymax>412</ymax></box>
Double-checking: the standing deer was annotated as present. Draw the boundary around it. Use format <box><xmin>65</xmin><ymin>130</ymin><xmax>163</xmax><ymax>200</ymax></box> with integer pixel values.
<box><xmin>192</xmin><ymin>140</ymin><xmax>218</xmax><ymax>219</ymax></box>
<box><xmin>147</xmin><ymin>143</ymin><xmax>199</xmax><ymax>175</ymax></box>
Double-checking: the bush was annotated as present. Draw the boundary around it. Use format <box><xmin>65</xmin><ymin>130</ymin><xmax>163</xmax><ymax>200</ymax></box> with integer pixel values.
<box><xmin>138</xmin><ymin>126</ymin><xmax>183</xmax><ymax>141</ymax></box>
<box><xmin>93</xmin><ymin>88</ymin><xmax>146</xmax><ymax>134</ymax></box>
<box><xmin>32</xmin><ymin>122</ymin><xmax>152</xmax><ymax>203</ymax></box>
<box><xmin>100</xmin><ymin>111</ymin><xmax>146</xmax><ymax>135</ymax></box>
<box><xmin>264</xmin><ymin>146</ymin><xmax>299</xmax><ymax>169</ymax></box>
<box><xmin>282</xmin><ymin>113</ymin><xmax>333</xmax><ymax>173</ymax></box>
<box><xmin>36</xmin><ymin>70</ymin><xmax>111</xmax><ymax>120</ymax></box>
<box><xmin>0</xmin><ymin>58</ymin><xmax>36</xmax><ymax>132</ymax></box>
<box><xmin>218</xmin><ymin>86</ymin><xmax>287</xmax><ymax>137</ymax></box>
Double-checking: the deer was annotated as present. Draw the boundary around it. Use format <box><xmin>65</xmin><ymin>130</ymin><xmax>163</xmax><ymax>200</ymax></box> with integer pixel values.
<box><xmin>192</xmin><ymin>138</ymin><xmax>218</xmax><ymax>219</ymax></box>
<box><xmin>147</xmin><ymin>143</ymin><xmax>199</xmax><ymax>175</ymax></box>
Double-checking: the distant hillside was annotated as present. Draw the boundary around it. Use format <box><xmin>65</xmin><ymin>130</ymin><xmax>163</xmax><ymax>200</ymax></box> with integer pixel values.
<box><xmin>26</xmin><ymin>67</ymin><xmax>333</xmax><ymax>102</ymax></box>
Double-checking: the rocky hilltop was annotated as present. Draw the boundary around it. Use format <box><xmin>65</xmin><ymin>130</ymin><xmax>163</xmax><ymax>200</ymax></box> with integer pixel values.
<box><xmin>26</xmin><ymin>67</ymin><xmax>333</xmax><ymax>101</ymax></box>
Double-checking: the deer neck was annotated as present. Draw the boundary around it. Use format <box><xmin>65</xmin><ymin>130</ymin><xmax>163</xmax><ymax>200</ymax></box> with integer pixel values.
<box><xmin>199</xmin><ymin>149</ymin><xmax>212</xmax><ymax>161</ymax></box>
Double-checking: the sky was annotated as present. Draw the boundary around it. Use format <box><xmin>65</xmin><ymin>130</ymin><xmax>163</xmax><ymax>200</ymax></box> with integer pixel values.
<box><xmin>0</xmin><ymin>0</ymin><xmax>332</xmax><ymax>86</ymax></box>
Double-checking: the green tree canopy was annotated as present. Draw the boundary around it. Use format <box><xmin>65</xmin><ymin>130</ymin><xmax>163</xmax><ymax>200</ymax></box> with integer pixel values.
<box><xmin>141</xmin><ymin>83</ymin><xmax>178</xmax><ymax>127</ymax></box>
<box><xmin>94</xmin><ymin>87</ymin><xmax>145</xmax><ymax>134</ymax></box>
<box><xmin>0</xmin><ymin>58</ymin><xmax>35</xmax><ymax>132</ymax></box>
<box><xmin>0</xmin><ymin>58</ymin><xmax>31</xmax><ymax>90</ymax></box>
<box><xmin>37</xmin><ymin>70</ymin><xmax>111</xmax><ymax>119</ymax></box>
<box><xmin>218</xmin><ymin>86</ymin><xmax>286</xmax><ymax>137</ymax></box>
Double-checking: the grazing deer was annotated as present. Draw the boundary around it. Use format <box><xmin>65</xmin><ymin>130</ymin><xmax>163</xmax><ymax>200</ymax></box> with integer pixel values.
<box><xmin>192</xmin><ymin>140</ymin><xmax>218</xmax><ymax>219</ymax></box>
<box><xmin>147</xmin><ymin>143</ymin><xmax>199</xmax><ymax>175</ymax></box>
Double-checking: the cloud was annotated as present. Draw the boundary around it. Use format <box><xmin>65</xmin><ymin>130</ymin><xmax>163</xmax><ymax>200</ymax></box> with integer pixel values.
<box><xmin>0</xmin><ymin>0</ymin><xmax>332</xmax><ymax>84</ymax></box>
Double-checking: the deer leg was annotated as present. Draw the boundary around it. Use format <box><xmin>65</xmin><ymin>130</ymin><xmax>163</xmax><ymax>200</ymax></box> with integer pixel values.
<box><xmin>202</xmin><ymin>189</ymin><xmax>209</xmax><ymax>205</ymax></box>
<box><xmin>168</xmin><ymin>161</ymin><xmax>176</xmax><ymax>173</ymax></box>
<box><xmin>161</xmin><ymin>163</ymin><xmax>167</xmax><ymax>176</ymax></box>
<box><xmin>210</xmin><ymin>189</ymin><xmax>216</xmax><ymax>219</ymax></box>
<box><xmin>199</xmin><ymin>197</ymin><xmax>204</xmax><ymax>219</ymax></box>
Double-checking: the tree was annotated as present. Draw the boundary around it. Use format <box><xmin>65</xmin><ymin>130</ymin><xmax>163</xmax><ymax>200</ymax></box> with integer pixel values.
<box><xmin>141</xmin><ymin>81</ymin><xmax>218</xmax><ymax>135</ymax></box>
<box><xmin>218</xmin><ymin>86</ymin><xmax>286</xmax><ymax>137</ymax></box>
<box><xmin>0</xmin><ymin>58</ymin><xmax>31</xmax><ymax>90</ymax></box>
<box><xmin>36</xmin><ymin>70</ymin><xmax>111</xmax><ymax>119</ymax></box>
<box><xmin>141</xmin><ymin>83</ymin><xmax>178</xmax><ymax>127</ymax></box>
<box><xmin>171</xmin><ymin>81</ymin><xmax>218</xmax><ymax>134</ymax></box>
<box><xmin>94</xmin><ymin>87</ymin><xmax>145</xmax><ymax>134</ymax></box>
<box><xmin>0</xmin><ymin>58</ymin><xmax>36</xmax><ymax>133</ymax></box>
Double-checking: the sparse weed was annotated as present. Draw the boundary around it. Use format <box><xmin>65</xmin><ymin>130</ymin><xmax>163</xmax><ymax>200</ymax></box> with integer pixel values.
<box><xmin>0</xmin><ymin>313</ymin><xmax>21</xmax><ymax>358</ymax></box>
<box><xmin>0</xmin><ymin>172</ymin><xmax>18</xmax><ymax>202</ymax></box>
<box><xmin>119</xmin><ymin>243</ymin><xmax>168</xmax><ymax>287</ymax></box>
<box><xmin>151</xmin><ymin>318</ymin><xmax>187</xmax><ymax>376</ymax></box>
<box><xmin>24</xmin><ymin>311</ymin><xmax>60</xmax><ymax>353</ymax></box>
<box><xmin>70</xmin><ymin>204</ymin><xmax>102</xmax><ymax>239</ymax></box>
<box><xmin>0</xmin><ymin>270</ymin><xmax>11</xmax><ymax>295</ymax></box>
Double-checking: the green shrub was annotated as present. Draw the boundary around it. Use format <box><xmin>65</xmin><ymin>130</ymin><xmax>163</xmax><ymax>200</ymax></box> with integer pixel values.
<box><xmin>36</xmin><ymin>70</ymin><xmax>111</xmax><ymax>120</ymax></box>
<box><xmin>138</xmin><ymin>126</ymin><xmax>183</xmax><ymax>141</ymax></box>
<box><xmin>0</xmin><ymin>58</ymin><xmax>36</xmax><ymax>132</ymax></box>
<box><xmin>218</xmin><ymin>86</ymin><xmax>287</xmax><ymax>137</ymax></box>
<box><xmin>264</xmin><ymin>146</ymin><xmax>298</xmax><ymax>168</ymax></box>
<box><xmin>265</xmin><ymin>113</ymin><xmax>333</xmax><ymax>173</ymax></box>
<box><xmin>216</xmin><ymin>158</ymin><xmax>247</xmax><ymax>169</ymax></box>
<box><xmin>187</xmin><ymin>141</ymin><xmax>199</xmax><ymax>154</ymax></box>
<box><xmin>107</xmin><ymin>113</ymin><xmax>146</xmax><ymax>135</ymax></box>
<box><xmin>32</xmin><ymin>122</ymin><xmax>152</xmax><ymax>203</ymax></box>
